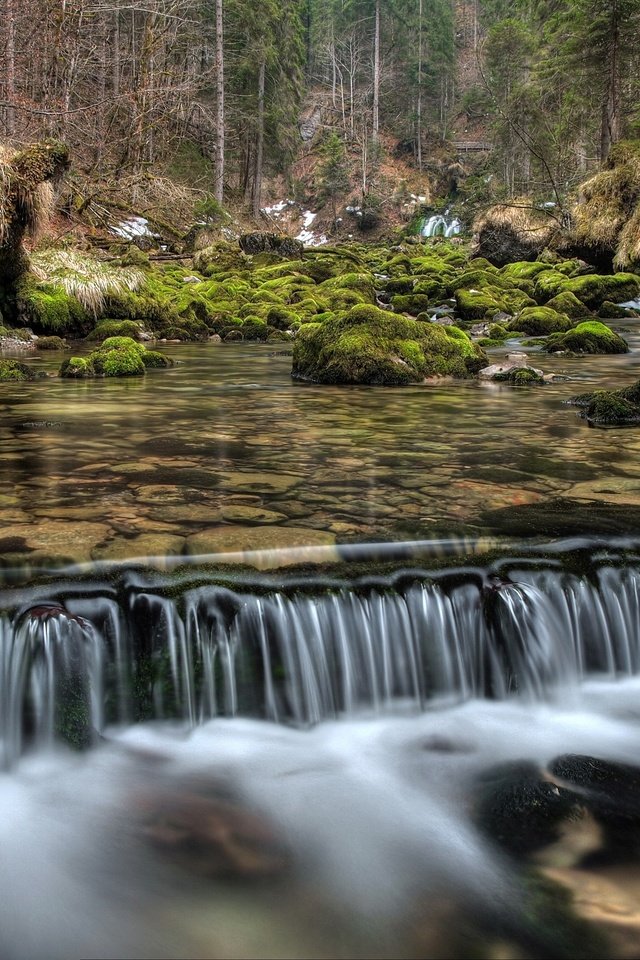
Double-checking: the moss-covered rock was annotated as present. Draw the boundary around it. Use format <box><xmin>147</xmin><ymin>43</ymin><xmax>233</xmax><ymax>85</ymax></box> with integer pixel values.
<box><xmin>544</xmin><ymin>321</ymin><xmax>629</xmax><ymax>354</ymax></box>
<box><xmin>35</xmin><ymin>335</ymin><xmax>66</xmax><ymax>350</ymax></box>
<box><xmin>0</xmin><ymin>358</ymin><xmax>36</xmax><ymax>381</ymax></box>
<box><xmin>85</xmin><ymin>319</ymin><xmax>143</xmax><ymax>341</ymax></box>
<box><xmin>59</xmin><ymin>356</ymin><xmax>95</xmax><ymax>378</ymax></box>
<box><xmin>545</xmin><ymin>291</ymin><xmax>592</xmax><ymax>320</ymax></box>
<box><xmin>17</xmin><ymin>278</ymin><xmax>89</xmax><ymax>335</ymax></box>
<box><xmin>59</xmin><ymin>337</ymin><xmax>172</xmax><ymax>379</ymax></box>
<box><xmin>509</xmin><ymin>306</ymin><xmax>572</xmax><ymax>336</ymax></box>
<box><xmin>560</xmin><ymin>273</ymin><xmax>640</xmax><ymax>310</ymax></box>
<box><xmin>569</xmin><ymin>379</ymin><xmax>640</xmax><ymax>425</ymax></box>
<box><xmin>455</xmin><ymin>288</ymin><xmax>506</xmax><ymax>321</ymax></box>
<box><xmin>598</xmin><ymin>300</ymin><xmax>639</xmax><ymax>319</ymax></box>
<box><xmin>493</xmin><ymin>366</ymin><xmax>545</xmax><ymax>385</ymax></box>
<box><xmin>291</xmin><ymin>304</ymin><xmax>487</xmax><ymax>385</ymax></box>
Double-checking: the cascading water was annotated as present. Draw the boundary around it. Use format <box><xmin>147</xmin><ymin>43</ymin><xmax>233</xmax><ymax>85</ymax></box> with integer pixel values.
<box><xmin>3</xmin><ymin>551</ymin><xmax>640</xmax><ymax>755</ymax></box>
<box><xmin>3</xmin><ymin>546</ymin><xmax>640</xmax><ymax>959</ymax></box>
<box><xmin>420</xmin><ymin>211</ymin><xmax>462</xmax><ymax>238</ymax></box>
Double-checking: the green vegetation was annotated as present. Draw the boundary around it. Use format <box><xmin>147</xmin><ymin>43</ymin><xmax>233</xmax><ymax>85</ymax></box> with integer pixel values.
<box><xmin>292</xmin><ymin>303</ymin><xmax>487</xmax><ymax>385</ymax></box>
<box><xmin>59</xmin><ymin>337</ymin><xmax>173</xmax><ymax>379</ymax></box>
<box><xmin>544</xmin><ymin>321</ymin><xmax>629</xmax><ymax>354</ymax></box>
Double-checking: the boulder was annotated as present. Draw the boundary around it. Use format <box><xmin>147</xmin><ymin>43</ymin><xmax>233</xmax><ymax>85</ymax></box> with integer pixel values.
<box><xmin>239</xmin><ymin>232</ymin><xmax>304</xmax><ymax>259</ymax></box>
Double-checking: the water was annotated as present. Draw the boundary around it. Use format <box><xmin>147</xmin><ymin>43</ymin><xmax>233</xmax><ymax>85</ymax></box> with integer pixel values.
<box><xmin>4</xmin><ymin>339</ymin><xmax>640</xmax><ymax>956</ymax></box>
<box><xmin>3</xmin><ymin>331</ymin><xmax>640</xmax><ymax>566</ymax></box>
<box><xmin>420</xmin><ymin>213</ymin><xmax>462</xmax><ymax>237</ymax></box>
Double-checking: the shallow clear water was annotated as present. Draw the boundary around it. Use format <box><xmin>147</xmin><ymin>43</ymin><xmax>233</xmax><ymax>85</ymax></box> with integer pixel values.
<box><xmin>2</xmin><ymin>329</ymin><xmax>640</xmax><ymax>566</ymax></box>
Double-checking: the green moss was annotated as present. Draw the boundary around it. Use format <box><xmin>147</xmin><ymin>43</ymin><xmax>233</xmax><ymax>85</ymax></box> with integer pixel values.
<box><xmin>0</xmin><ymin>359</ymin><xmax>35</xmax><ymax>381</ymax></box>
<box><xmin>500</xmin><ymin>261</ymin><xmax>552</xmax><ymax>280</ymax></box>
<box><xmin>493</xmin><ymin>367</ymin><xmax>545</xmax><ymax>385</ymax></box>
<box><xmin>319</xmin><ymin>272</ymin><xmax>377</xmax><ymax>304</ymax></box>
<box><xmin>572</xmin><ymin>388</ymin><xmax>640</xmax><ymax>426</ymax></box>
<box><xmin>59</xmin><ymin>356</ymin><xmax>95</xmax><ymax>378</ymax></box>
<box><xmin>561</xmin><ymin>273</ymin><xmax>640</xmax><ymax>309</ymax></box>
<box><xmin>545</xmin><ymin>291</ymin><xmax>592</xmax><ymax>320</ymax></box>
<box><xmin>142</xmin><ymin>350</ymin><xmax>174</xmax><ymax>368</ymax></box>
<box><xmin>544</xmin><ymin>321</ymin><xmax>629</xmax><ymax>354</ymax></box>
<box><xmin>510</xmin><ymin>306</ymin><xmax>572</xmax><ymax>336</ymax></box>
<box><xmin>598</xmin><ymin>299</ymin><xmax>638</xmax><ymax>319</ymax></box>
<box><xmin>17</xmin><ymin>278</ymin><xmax>89</xmax><ymax>335</ymax></box>
<box><xmin>292</xmin><ymin>304</ymin><xmax>487</xmax><ymax>385</ymax></box>
<box><xmin>455</xmin><ymin>288</ymin><xmax>506</xmax><ymax>321</ymax></box>
<box><xmin>391</xmin><ymin>294</ymin><xmax>433</xmax><ymax>315</ymax></box>
<box><xmin>85</xmin><ymin>320</ymin><xmax>143</xmax><ymax>341</ymax></box>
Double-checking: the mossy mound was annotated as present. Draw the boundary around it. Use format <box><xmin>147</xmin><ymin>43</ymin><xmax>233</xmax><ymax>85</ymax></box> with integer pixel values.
<box><xmin>570</xmin><ymin>379</ymin><xmax>640</xmax><ymax>426</ymax></box>
<box><xmin>545</xmin><ymin>291</ymin><xmax>592</xmax><ymax>320</ymax></box>
<box><xmin>59</xmin><ymin>337</ymin><xmax>174</xmax><ymax>379</ymax></box>
<box><xmin>35</xmin><ymin>336</ymin><xmax>66</xmax><ymax>350</ymax></box>
<box><xmin>455</xmin><ymin>288</ymin><xmax>506</xmax><ymax>321</ymax></box>
<box><xmin>544</xmin><ymin>321</ymin><xmax>629</xmax><ymax>354</ymax></box>
<box><xmin>0</xmin><ymin>359</ymin><xmax>36</xmax><ymax>381</ymax></box>
<box><xmin>493</xmin><ymin>366</ymin><xmax>545</xmax><ymax>385</ymax></box>
<box><xmin>17</xmin><ymin>277</ymin><xmax>89</xmax><ymax>335</ymax></box>
<box><xmin>291</xmin><ymin>304</ymin><xmax>487</xmax><ymax>385</ymax></box>
<box><xmin>560</xmin><ymin>273</ymin><xmax>640</xmax><ymax>310</ymax></box>
<box><xmin>85</xmin><ymin>319</ymin><xmax>144</xmax><ymax>341</ymax></box>
<box><xmin>510</xmin><ymin>306</ymin><xmax>572</xmax><ymax>336</ymax></box>
<box><xmin>598</xmin><ymin>300</ymin><xmax>638</xmax><ymax>319</ymax></box>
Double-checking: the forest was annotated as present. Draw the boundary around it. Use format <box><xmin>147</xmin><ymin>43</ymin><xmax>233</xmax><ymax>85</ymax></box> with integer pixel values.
<box><xmin>2</xmin><ymin>0</ymin><xmax>639</xmax><ymax>226</ymax></box>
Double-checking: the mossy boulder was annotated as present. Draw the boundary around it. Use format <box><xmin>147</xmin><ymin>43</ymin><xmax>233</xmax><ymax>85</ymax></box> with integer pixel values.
<box><xmin>598</xmin><ymin>300</ymin><xmax>639</xmax><ymax>319</ymax></box>
<box><xmin>509</xmin><ymin>306</ymin><xmax>572</xmax><ymax>336</ymax></box>
<box><xmin>85</xmin><ymin>319</ymin><xmax>144</xmax><ymax>341</ymax></box>
<box><xmin>493</xmin><ymin>366</ymin><xmax>545</xmax><ymax>385</ymax></box>
<box><xmin>569</xmin><ymin>379</ymin><xmax>640</xmax><ymax>426</ymax></box>
<box><xmin>545</xmin><ymin>291</ymin><xmax>592</xmax><ymax>320</ymax></box>
<box><xmin>59</xmin><ymin>337</ymin><xmax>173</xmax><ymax>379</ymax></box>
<box><xmin>35</xmin><ymin>335</ymin><xmax>66</xmax><ymax>350</ymax></box>
<box><xmin>291</xmin><ymin>304</ymin><xmax>487</xmax><ymax>385</ymax></box>
<box><xmin>455</xmin><ymin>288</ymin><xmax>506</xmax><ymax>321</ymax></box>
<box><xmin>560</xmin><ymin>273</ymin><xmax>640</xmax><ymax>310</ymax></box>
<box><xmin>0</xmin><ymin>359</ymin><xmax>36</xmax><ymax>381</ymax></box>
<box><xmin>544</xmin><ymin>321</ymin><xmax>629</xmax><ymax>354</ymax></box>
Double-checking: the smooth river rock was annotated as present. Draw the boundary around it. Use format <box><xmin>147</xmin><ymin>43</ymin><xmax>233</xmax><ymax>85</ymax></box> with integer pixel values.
<box><xmin>185</xmin><ymin>525</ymin><xmax>338</xmax><ymax>569</ymax></box>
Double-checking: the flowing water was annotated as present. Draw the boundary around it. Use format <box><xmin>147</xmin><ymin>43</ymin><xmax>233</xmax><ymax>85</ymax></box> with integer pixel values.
<box><xmin>3</xmin><ymin>335</ymin><xmax>640</xmax><ymax>957</ymax></box>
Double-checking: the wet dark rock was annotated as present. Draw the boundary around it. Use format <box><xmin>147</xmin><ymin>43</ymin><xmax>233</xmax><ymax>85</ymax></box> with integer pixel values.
<box><xmin>239</xmin><ymin>232</ymin><xmax>304</xmax><ymax>259</ymax></box>
<box><xmin>479</xmin><ymin>497</ymin><xmax>640</xmax><ymax>537</ymax></box>
<box><xmin>473</xmin><ymin>760</ymin><xmax>581</xmax><ymax>858</ymax></box>
<box><xmin>569</xmin><ymin>379</ymin><xmax>640</xmax><ymax>426</ymax></box>
<box><xmin>550</xmin><ymin>754</ymin><xmax>640</xmax><ymax>864</ymax></box>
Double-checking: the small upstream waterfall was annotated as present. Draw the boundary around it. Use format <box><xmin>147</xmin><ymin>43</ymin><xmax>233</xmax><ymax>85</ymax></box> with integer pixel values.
<box><xmin>420</xmin><ymin>212</ymin><xmax>462</xmax><ymax>238</ymax></box>
<box><xmin>2</xmin><ymin>559</ymin><xmax>640</xmax><ymax>760</ymax></box>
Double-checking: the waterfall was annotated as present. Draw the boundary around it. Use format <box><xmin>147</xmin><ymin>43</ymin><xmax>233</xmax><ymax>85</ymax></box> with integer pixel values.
<box><xmin>2</xmin><ymin>556</ymin><xmax>640</xmax><ymax>759</ymax></box>
<box><xmin>420</xmin><ymin>212</ymin><xmax>462</xmax><ymax>238</ymax></box>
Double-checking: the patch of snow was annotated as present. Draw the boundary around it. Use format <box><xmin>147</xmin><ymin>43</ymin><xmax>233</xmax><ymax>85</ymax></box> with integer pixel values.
<box><xmin>302</xmin><ymin>210</ymin><xmax>316</xmax><ymax>228</ymax></box>
<box><xmin>264</xmin><ymin>199</ymin><xmax>296</xmax><ymax>216</ymax></box>
<box><xmin>111</xmin><ymin>216</ymin><xmax>158</xmax><ymax>240</ymax></box>
<box><xmin>296</xmin><ymin>229</ymin><xmax>328</xmax><ymax>246</ymax></box>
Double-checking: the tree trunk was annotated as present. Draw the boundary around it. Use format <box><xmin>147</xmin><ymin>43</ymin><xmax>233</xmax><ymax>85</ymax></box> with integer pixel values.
<box><xmin>5</xmin><ymin>0</ymin><xmax>16</xmax><ymax>137</ymax></box>
<box><xmin>417</xmin><ymin>0</ymin><xmax>423</xmax><ymax>170</ymax></box>
<box><xmin>601</xmin><ymin>0</ymin><xmax>621</xmax><ymax>161</ymax></box>
<box><xmin>253</xmin><ymin>58</ymin><xmax>266</xmax><ymax>220</ymax></box>
<box><xmin>214</xmin><ymin>0</ymin><xmax>225</xmax><ymax>204</ymax></box>
<box><xmin>372</xmin><ymin>0</ymin><xmax>380</xmax><ymax>142</ymax></box>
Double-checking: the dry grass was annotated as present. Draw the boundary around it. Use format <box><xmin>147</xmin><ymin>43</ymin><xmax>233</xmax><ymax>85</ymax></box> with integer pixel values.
<box><xmin>30</xmin><ymin>249</ymin><xmax>145</xmax><ymax>315</ymax></box>
<box><xmin>570</xmin><ymin>141</ymin><xmax>640</xmax><ymax>266</ymax></box>
<box><xmin>474</xmin><ymin>199</ymin><xmax>554</xmax><ymax>240</ymax></box>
